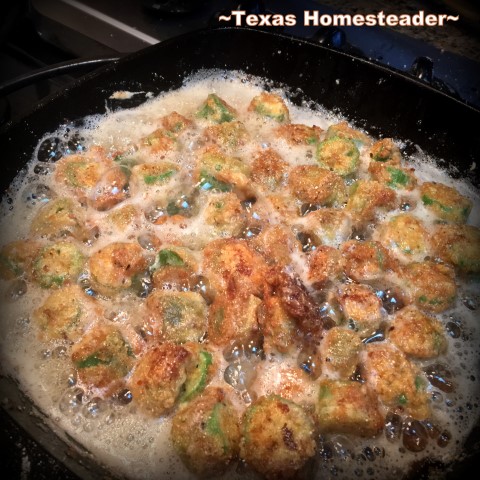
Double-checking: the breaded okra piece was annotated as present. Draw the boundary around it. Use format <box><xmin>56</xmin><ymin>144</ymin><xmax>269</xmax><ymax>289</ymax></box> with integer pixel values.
<box><xmin>171</xmin><ymin>387</ymin><xmax>240</xmax><ymax>478</ymax></box>
<box><xmin>241</xmin><ymin>395</ymin><xmax>316</xmax><ymax>479</ymax></box>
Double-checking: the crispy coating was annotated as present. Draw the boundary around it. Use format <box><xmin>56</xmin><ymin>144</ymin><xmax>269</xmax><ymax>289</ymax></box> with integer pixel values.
<box><xmin>106</xmin><ymin>204</ymin><xmax>139</xmax><ymax>232</ymax></box>
<box><xmin>302</xmin><ymin>208</ymin><xmax>352</xmax><ymax>248</ymax></box>
<box><xmin>129</xmin><ymin>343</ymin><xmax>193</xmax><ymax>416</ymax></box>
<box><xmin>375</xmin><ymin>214</ymin><xmax>431</xmax><ymax>263</ymax></box>
<box><xmin>320</xmin><ymin>327</ymin><xmax>363</xmax><ymax>377</ymax></box>
<box><xmin>337</xmin><ymin>283</ymin><xmax>383</xmax><ymax>337</ymax></box>
<box><xmin>251</xmin><ymin>224</ymin><xmax>300</xmax><ymax>267</ymax></box>
<box><xmin>152</xmin><ymin>265</ymin><xmax>196</xmax><ymax>291</ymax></box>
<box><xmin>263</xmin><ymin>193</ymin><xmax>299</xmax><ymax>222</ymax></box>
<box><xmin>140</xmin><ymin>128</ymin><xmax>177</xmax><ymax>153</ymax></box>
<box><xmin>71</xmin><ymin>324</ymin><xmax>135</xmax><ymax>390</ymax></box>
<box><xmin>275</xmin><ymin>123</ymin><xmax>322</xmax><ymax>145</ymax></box>
<box><xmin>89</xmin><ymin>242</ymin><xmax>148</xmax><ymax>296</ymax></box>
<box><xmin>202</xmin><ymin>192</ymin><xmax>246</xmax><ymax>237</ymax></box>
<box><xmin>346</xmin><ymin>180</ymin><xmax>397</xmax><ymax>224</ymax></box>
<box><xmin>33</xmin><ymin>284</ymin><xmax>101</xmax><ymax>341</ymax></box>
<box><xmin>431</xmin><ymin>224</ymin><xmax>480</xmax><ymax>274</ymax></box>
<box><xmin>248</xmin><ymin>92</ymin><xmax>290</xmax><ymax>123</ymax></box>
<box><xmin>368</xmin><ymin>162</ymin><xmax>417</xmax><ymax>190</ymax></box>
<box><xmin>203</xmin><ymin>120</ymin><xmax>249</xmax><ymax>151</ymax></box>
<box><xmin>30</xmin><ymin>197</ymin><xmax>86</xmax><ymax>240</ymax></box>
<box><xmin>316</xmin><ymin>380</ymin><xmax>383</xmax><ymax>436</ymax></box>
<box><xmin>326</xmin><ymin>121</ymin><xmax>371</xmax><ymax>145</ymax></box>
<box><xmin>196</xmin><ymin>148</ymin><xmax>251</xmax><ymax>197</ymax></box>
<box><xmin>55</xmin><ymin>147</ymin><xmax>109</xmax><ymax>190</ymax></box>
<box><xmin>33</xmin><ymin>241</ymin><xmax>85</xmax><ymax>289</ymax></box>
<box><xmin>420</xmin><ymin>181</ymin><xmax>472</xmax><ymax>223</ymax></box>
<box><xmin>368</xmin><ymin>138</ymin><xmax>402</xmax><ymax>165</ymax></box>
<box><xmin>0</xmin><ymin>239</ymin><xmax>41</xmax><ymax>280</ymax></box>
<box><xmin>341</xmin><ymin>240</ymin><xmax>395</xmax><ymax>282</ymax></box>
<box><xmin>399</xmin><ymin>261</ymin><xmax>457</xmax><ymax>313</ymax></box>
<box><xmin>203</xmin><ymin>238</ymin><xmax>267</xmax><ymax>298</ymax></box>
<box><xmin>89</xmin><ymin>166</ymin><xmax>129</xmax><ymax>211</ymax></box>
<box><xmin>288</xmin><ymin>165</ymin><xmax>346</xmax><ymax>205</ymax></box>
<box><xmin>388</xmin><ymin>305</ymin><xmax>447</xmax><ymax>358</ymax></box>
<box><xmin>146</xmin><ymin>290</ymin><xmax>207</xmax><ymax>344</ymax></box>
<box><xmin>196</xmin><ymin>94</ymin><xmax>237</xmax><ymax>124</ymax></box>
<box><xmin>160</xmin><ymin>111</ymin><xmax>192</xmax><ymax>134</ymax></box>
<box><xmin>208</xmin><ymin>293</ymin><xmax>261</xmax><ymax>346</ymax></box>
<box><xmin>364</xmin><ymin>343</ymin><xmax>430</xmax><ymax>419</ymax></box>
<box><xmin>266</xmin><ymin>268</ymin><xmax>335</xmax><ymax>341</ymax></box>
<box><xmin>171</xmin><ymin>387</ymin><xmax>241</xmax><ymax>478</ymax></box>
<box><xmin>150</xmin><ymin>246</ymin><xmax>198</xmax><ymax>291</ymax></box>
<box><xmin>316</xmin><ymin>137</ymin><xmax>360</xmax><ymax>176</ymax></box>
<box><xmin>130</xmin><ymin>162</ymin><xmax>178</xmax><ymax>193</ymax></box>
<box><xmin>260</xmin><ymin>280</ymin><xmax>299</xmax><ymax>354</ymax></box>
<box><xmin>241</xmin><ymin>395</ymin><xmax>316</xmax><ymax>480</ymax></box>
<box><xmin>308</xmin><ymin>245</ymin><xmax>345</xmax><ymax>288</ymax></box>
<box><xmin>251</xmin><ymin>148</ymin><xmax>288</xmax><ymax>191</ymax></box>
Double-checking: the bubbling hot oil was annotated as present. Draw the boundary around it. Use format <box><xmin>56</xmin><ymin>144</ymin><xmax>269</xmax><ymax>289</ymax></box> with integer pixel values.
<box><xmin>0</xmin><ymin>70</ymin><xmax>479</xmax><ymax>480</ymax></box>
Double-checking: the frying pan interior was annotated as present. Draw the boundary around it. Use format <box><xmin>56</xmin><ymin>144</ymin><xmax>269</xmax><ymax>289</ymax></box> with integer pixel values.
<box><xmin>0</xmin><ymin>26</ymin><xmax>479</xmax><ymax>479</ymax></box>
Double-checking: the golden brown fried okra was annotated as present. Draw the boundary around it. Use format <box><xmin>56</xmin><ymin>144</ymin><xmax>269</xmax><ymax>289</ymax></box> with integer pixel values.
<box><xmin>368</xmin><ymin>138</ymin><xmax>402</xmax><ymax>165</ymax></box>
<box><xmin>368</xmin><ymin>162</ymin><xmax>417</xmax><ymax>190</ymax></box>
<box><xmin>388</xmin><ymin>305</ymin><xmax>447</xmax><ymax>359</ymax></box>
<box><xmin>275</xmin><ymin>123</ymin><xmax>322</xmax><ymax>145</ymax></box>
<box><xmin>203</xmin><ymin>238</ymin><xmax>267</xmax><ymax>298</ymax></box>
<box><xmin>251</xmin><ymin>148</ymin><xmax>288</xmax><ymax>191</ymax></box>
<box><xmin>160</xmin><ymin>111</ymin><xmax>192</xmax><ymax>135</ymax></box>
<box><xmin>346</xmin><ymin>180</ymin><xmax>397</xmax><ymax>224</ymax></box>
<box><xmin>319</xmin><ymin>327</ymin><xmax>363</xmax><ymax>378</ymax></box>
<box><xmin>196</xmin><ymin>148</ymin><xmax>251</xmax><ymax>198</ymax></box>
<box><xmin>364</xmin><ymin>343</ymin><xmax>430</xmax><ymax>419</ymax></box>
<box><xmin>54</xmin><ymin>146</ymin><xmax>109</xmax><ymax>190</ymax></box>
<box><xmin>33</xmin><ymin>284</ymin><xmax>102</xmax><ymax>342</ymax></box>
<box><xmin>288</xmin><ymin>165</ymin><xmax>346</xmax><ymax>206</ymax></box>
<box><xmin>89</xmin><ymin>165</ymin><xmax>130</xmax><ymax>211</ymax></box>
<box><xmin>340</xmin><ymin>240</ymin><xmax>395</xmax><ymax>282</ymax></box>
<box><xmin>128</xmin><ymin>342</ymin><xmax>193</xmax><ymax>416</ymax></box>
<box><xmin>420</xmin><ymin>181</ymin><xmax>472</xmax><ymax>223</ymax></box>
<box><xmin>316</xmin><ymin>137</ymin><xmax>360</xmax><ymax>176</ymax></box>
<box><xmin>399</xmin><ymin>261</ymin><xmax>457</xmax><ymax>313</ymax></box>
<box><xmin>196</xmin><ymin>94</ymin><xmax>237</xmax><ymax>124</ymax></box>
<box><xmin>71</xmin><ymin>324</ymin><xmax>135</xmax><ymax>390</ymax></box>
<box><xmin>241</xmin><ymin>395</ymin><xmax>316</xmax><ymax>480</ymax></box>
<box><xmin>375</xmin><ymin>214</ymin><xmax>432</xmax><ymax>263</ymax></box>
<box><xmin>0</xmin><ymin>239</ymin><xmax>41</xmax><ymax>280</ymax></box>
<box><xmin>30</xmin><ymin>197</ymin><xmax>86</xmax><ymax>240</ymax></box>
<box><xmin>325</xmin><ymin>121</ymin><xmax>371</xmax><ymax>146</ymax></box>
<box><xmin>248</xmin><ymin>92</ymin><xmax>290</xmax><ymax>123</ymax></box>
<box><xmin>146</xmin><ymin>290</ymin><xmax>208</xmax><ymax>344</ymax></box>
<box><xmin>307</xmin><ymin>245</ymin><xmax>345</xmax><ymax>288</ymax></box>
<box><xmin>203</xmin><ymin>120</ymin><xmax>249</xmax><ymax>151</ymax></box>
<box><xmin>202</xmin><ymin>191</ymin><xmax>247</xmax><ymax>238</ymax></box>
<box><xmin>88</xmin><ymin>242</ymin><xmax>148</xmax><ymax>296</ymax></box>
<box><xmin>315</xmin><ymin>380</ymin><xmax>383</xmax><ymax>436</ymax></box>
<box><xmin>171</xmin><ymin>387</ymin><xmax>241</xmax><ymax>478</ymax></box>
<box><xmin>431</xmin><ymin>224</ymin><xmax>480</xmax><ymax>274</ymax></box>
<box><xmin>336</xmin><ymin>283</ymin><xmax>383</xmax><ymax>338</ymax></box>
<box><xmin>33</xmin><ymin>241</ymin><xmax>85</xmax><ymax>289</ymax></box>
<box><xmin>208</xmin><ymin>293</ymin><xmax>261</xmax><ymax>347</ymax></box>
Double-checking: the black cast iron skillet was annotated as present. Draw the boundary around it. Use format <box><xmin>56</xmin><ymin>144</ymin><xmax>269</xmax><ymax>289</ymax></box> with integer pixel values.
<box><xmin>0</xmin><ymin>26</ymin><xmax>479</xmax><ymax>479</ymax></box>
